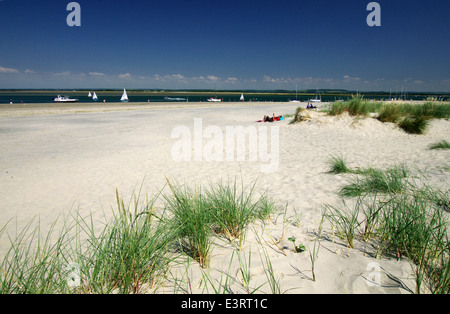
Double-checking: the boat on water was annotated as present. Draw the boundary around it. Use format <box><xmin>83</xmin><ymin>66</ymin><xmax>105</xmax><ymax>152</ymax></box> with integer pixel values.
<box><xmin>92</xmin><ymin>92</ymin><xmax>98</xmax><ymax>101</ymax></box>
<box><xmin>164</xmin><ymin>96</ymin><xmax>187</xmax><ymax>101</ymax></box>
<box><xmin>88</xmin><ymin>91</ymin><xmax>92</xmax><ymax>97</ymax></box>
<box><xmin>240</xmin><ymin>93</ymin><xmax>245</xmax><ymax>101</ymax></box>
<box><xmin>121</xmin><ymin>89</ymin><xmax>129</xmax><ymax>102</ymax></box>
<box><xmin>54</xmin><ymin>95</ymin><xmax>78</xmax><ymax>103</ymax></box>
<box><xmin>208</xmin><ymin>83</ymin><xmax>222</xmax><ymax>102</ymax></box>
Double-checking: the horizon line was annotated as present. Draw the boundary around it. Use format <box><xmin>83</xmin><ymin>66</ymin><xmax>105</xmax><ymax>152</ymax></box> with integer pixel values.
<box><xmin>0</xmin><ymin>88</ymin><xmax>449</xmax><ymax>94</ymax></box>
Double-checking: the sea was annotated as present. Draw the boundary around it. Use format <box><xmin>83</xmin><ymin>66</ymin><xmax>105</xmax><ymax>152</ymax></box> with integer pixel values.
<box><xmin>0</xmin><ymin>90</ymin><xmax>447</xmax><ymax>104</ymax></box>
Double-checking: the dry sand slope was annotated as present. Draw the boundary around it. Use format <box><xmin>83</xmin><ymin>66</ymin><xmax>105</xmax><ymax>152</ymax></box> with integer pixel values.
<box><xmin>0</xmin><ymin>102</ymin><xmax>448</xmax><ymax>293</ymax></box>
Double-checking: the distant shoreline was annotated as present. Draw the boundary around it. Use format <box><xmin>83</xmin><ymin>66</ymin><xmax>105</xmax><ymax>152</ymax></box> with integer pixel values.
<box><xmin>1</xmin><ymin>89</ymin><xmax>449</xmax><ymax>96</ymax></box>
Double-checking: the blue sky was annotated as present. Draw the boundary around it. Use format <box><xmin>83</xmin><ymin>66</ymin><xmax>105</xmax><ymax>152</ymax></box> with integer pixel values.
<box><xmin>0</xmin><ymin>0</ymin><xmax>449</xmax><ymax>91</ymax></box>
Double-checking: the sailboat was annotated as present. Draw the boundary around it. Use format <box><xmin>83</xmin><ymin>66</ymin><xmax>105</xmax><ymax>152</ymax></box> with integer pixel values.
<box><xmin>207</xmin><ymin>84</ymin><xmax>222</xmax><ymax>102</ymax></box>
<box><xmin>310</xmin><ymin>89</ymin><xmax>321</xmax><ymax>103</ymax></box>
<box><xmin>121</xmin><ymin>89</ymin><xmax>129</xmax><ymax>102</ymax></box>
<box><xmin>240</xmin><ymin>93</ymin><xmax>245</xmax><ymax>101</ymax></box>
<box><xmin>92</xmin><ymin>92</ymin><xmax>98</xmax><ymax>101</ymax></box>
<box><xmin>88</xmin><ymin>91</ymin><xmax>92</xmax><ymax>97</ymax></box>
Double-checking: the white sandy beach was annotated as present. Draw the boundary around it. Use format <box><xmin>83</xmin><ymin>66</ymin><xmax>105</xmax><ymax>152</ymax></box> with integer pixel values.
<box><xmin>0</xmin><ymin>101</ymin><xmax>449</xmax><ymax>294</ymax></box>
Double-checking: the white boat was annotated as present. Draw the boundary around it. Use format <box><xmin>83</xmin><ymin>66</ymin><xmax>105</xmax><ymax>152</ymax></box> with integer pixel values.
<box><xmin>92</xmin><ymin>92</ymin><xmax>98</xmax><ymax>101</ymax></box>
<box><xmin>208</xmin><ymin>83</ymin><xmax>222</xmax><ymax>102</ymax></box>
<box><xmin>121</xmin><ymin>89</ymin><xmax>129</xmax><ymax>102</ymax></box>
<box><xmin>54</xmin><ymin>95</ymin><xmax>78</xmax><ymax>103</ymax></box>
<box><xmin>88</xmin><ymin>91</ymin><xmax>92</xmax><ymax>97</ymax></box>
<box><xmin>240</xmin><ymin>93</ymin><xmax>245</xmax><ymax>101</ymax></box>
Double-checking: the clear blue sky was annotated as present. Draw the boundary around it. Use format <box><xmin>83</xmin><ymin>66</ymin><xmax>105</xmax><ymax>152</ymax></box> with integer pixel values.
<box><xmin>0</xmin><ymin>0</ymin><xmax>449</xmax><ymax>91</ymax></box>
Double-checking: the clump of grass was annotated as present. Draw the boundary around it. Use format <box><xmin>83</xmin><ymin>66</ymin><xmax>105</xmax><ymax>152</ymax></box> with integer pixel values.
<box><xmin>398</xmin><ymin>115</ymin><xmax>429</xmax><ymax>135</ymax></box>
<box><xmin>323</xmin><ymin>200</ymin><xmax>361</xmax><ymax>249</ymax></box>
<box><xmin>327</xmin><ymin>155</ymin><xmax>352</xmax><ymax>174</ymax></box>
<box><xmin>328</xmin><ymin>101</ymin><xmax>347</xmax><ymax>116</ymax></box>
<box><xmin>0</xmin><ymin>217</ymin><xmax>76</xmax><ymax>294</ymax></box>
<box><xmin>164</xmin><ymin>178</ymin><xmax>278</xmax><ymax>266</ymax></box>
<box><xmin>383</xmin><ymin>102</ymin><xmax>449</xmax><ymax>135</ymax></box>
<box><xmin>80</xmin><ymin>190</ymin><xmax>173</xmax><ymax>294</ymax></box>
<box><xmin>1</xmin><ymin>178</ymin><xmax>280</xmax><ymax>293</ymax></box>
<box><xmin>328</xmin><ymin>95</ymin><xmax>380</xmax><ymax>117</ymax></box>
<box><xmin>347</xmin><ymin>95</ymin><xmax>368</xmax><ymax>116</ymax></box>
<box><xmin>164</xmin><ymin>182</ymin><xmax>213</xmax><ymax>269</ymax></box>
<box><xmin>324</xmin><ymin>187</ymin><xmax>449</xmax><ymax>293</ymax></box>
<box><xmin>289</xmin><ymin>107</ymin><xmax>310</xmax><ymax>124</ymax></box>
<box><xmin>0</xmin><ymin>189</ymin><xmax>174</xmax><ymax>294</ymax></box>
<box><xmin>326</xmin><ymin>158</ymin><xmax>450</xmax><ymax>293</ymax></box>
<box><xmin>377</xmin><ymin>104</ymin><xmax>402</xmax><ymax>123</ymax></box>
<box><xmin>206</xmin><ymin>180</ymin><xmax>267</xmax><ymax>248</ymax></box>
<box><xmin>429</xmin><ymin>139</ymin><xmax>450</xmax><ymax>150</ymax></box>
<box><xmin>327</xmin><ymin>100</ymin><xmax>449</xmax><ymax>135</ymax></box>
<box><xmin>339</xmin><ymin>165</ymin><xmax>410</xmax><ymax>197</ymax></box>
<box><xmin>326</xmin><ymin>156</ymin><xmax>410</xmax><ymax>197</ymax></box>
<box><xmin>413</xmin><ymin>102</ymin><xmax>450</xmax><ymax>120</ymax></box>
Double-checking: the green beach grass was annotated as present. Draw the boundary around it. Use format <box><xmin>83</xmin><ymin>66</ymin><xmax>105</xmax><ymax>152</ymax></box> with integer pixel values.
<box><xmin>429</xmin><ymin>139</ymin><xmax>450</xmax><ymax>150</ymax></box>
<box><xmin>1</xmin><ymin>168</ymin><xmax>448</xmax><ymax>293</ymax></box>
<box><xmin>324</xmin><ymin>97</ymin><xmax>450</xmax><ymax>134</ymax></box>
<box><xmin>0</xmin><ymin>179</ymin><xmax>279</xmax><ymax>293</ymax></box>
<box><xmin>325</xmin><ymin>157</ymin><xmax>449</xmax><ymax>293</ymax></box>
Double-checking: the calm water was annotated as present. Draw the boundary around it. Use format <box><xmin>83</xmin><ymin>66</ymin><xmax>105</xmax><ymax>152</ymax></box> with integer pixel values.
<box><xmin>0</xmin><ymin>91</ymin><xmax>447</xmax><ymax>104</ymax></box>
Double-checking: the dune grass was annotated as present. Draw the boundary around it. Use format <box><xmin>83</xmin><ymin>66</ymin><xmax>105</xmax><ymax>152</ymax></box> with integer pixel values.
<box><xmin>429</xmin><ymin>139</ymin><xmax>450</xmax><ymax>150</ymax></box>
<box><xmin>289</xmin><ymin>107</ymin><xmax>310</xmax><ymax>124</ymax></box>
<box><xmin>338</xmin><ymin>165</ymin><xmax>410</xmax><ymax>197</ymax></box>
<box><xmin>328</xmin><ymin>156</ymin><xmax>410</xmax><ymax>197</ymax></box>
<box><xmin>0</xmin><ymin>189</ymin><xmax>174</xmax><ymax>294</ymax></box>
<box><xmin>326</xmin><ymin>99</ymin><xmax>450</xmax><ymax>135</ymax></box>
<box><xmin>324</xmin><ymin>188</ymin><xmax>449</xmax><ymax>294</ymax></box>
<box><xmin>0</xmin><ymin>178</ymin><xmax>279</xmax><ymax>293</ymax></box>
<box><xmin>328</xmin><ymin>95</ymin><xmax>382</xmax><ymax>117</ymax></box>
<box><xmin>327</xmin><ymin>155</ymin><xmax>353</xmax><ymax>174</ymax></box>
<box><xmin>165</xmin><ymin>178</ymin><xmax>278</xmax><ymax>267</ymax></box>
<box><xmin>164</xmin><ymin>182</ymin><xmax>214</xmax><ymax>269</ymax></box>
<box><xmin>376</xmin><ymin>102</ymin><xmax>450</xmax><ymax>134</ymax></box>
<box><xmin>325</xmin><ymin>158</ymin><xmax>449</xmax><ymax>293</ymax></box>
<box><xmin>1</xmin><ymin>168</ymin><xmax>447</xmax><ymax>294</ymax></box>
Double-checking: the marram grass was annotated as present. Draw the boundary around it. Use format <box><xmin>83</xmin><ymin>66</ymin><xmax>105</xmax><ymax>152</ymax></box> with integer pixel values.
<box><xmin>429</xmin><ymin>139</ymin><xmax>450</xmax><ymax>150</ymax></box>
<box><xmin>325</xmin><ymin>100</ymin><xmax>450</xmax><ymax>135</ymax></box>
<box><xmin>0</xmin><ymin>179</ymin><xmax>279</xmax><ymax>293</ymax></box>
<box><xmin>326</xmin><ymin>160</ymin><xmax>450</xmax><ymax>293</ymax></box>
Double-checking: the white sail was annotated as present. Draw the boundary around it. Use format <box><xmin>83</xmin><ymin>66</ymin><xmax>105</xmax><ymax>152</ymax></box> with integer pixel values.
<box><xmin>88</xmin><ymin>91</ymin><xmax>92</xmax><ymax>97</ymax></box>
<box><xmin>240</xmin><ymin>93</ymin><xmax>244</xmax><ymax>101</ymax></box>
<box><xmin>121</xmin><ymin>89</ymin><xmax>128</xmax><ymax>102</ymax></box>
<box><xmin>92</xmin><ymin>92</ymin><xmax>98</xmax><ymax>101</ymax></box>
